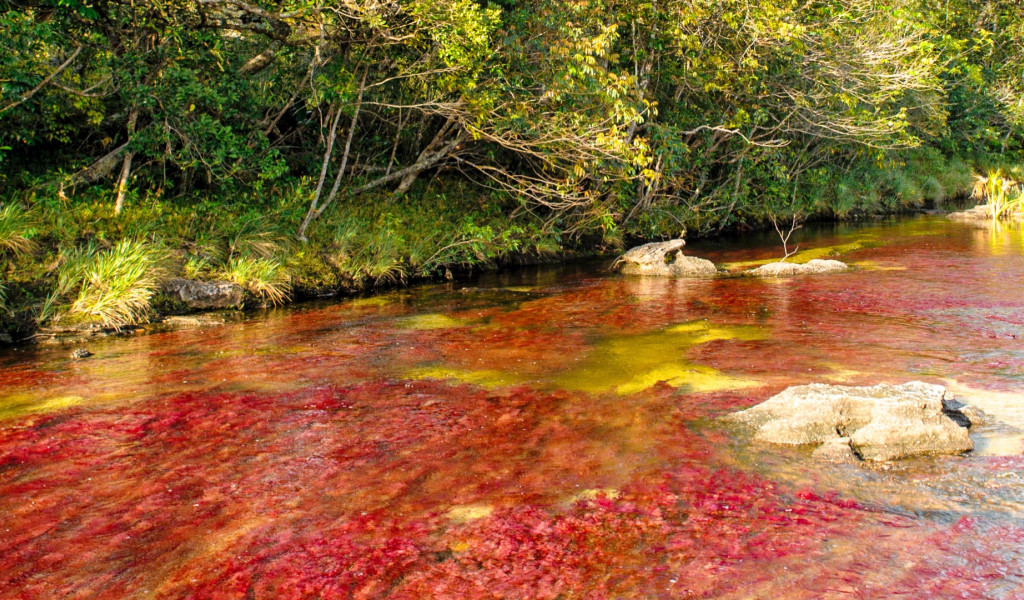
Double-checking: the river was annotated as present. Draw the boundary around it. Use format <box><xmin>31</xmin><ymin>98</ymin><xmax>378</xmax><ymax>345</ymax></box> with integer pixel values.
<box><xmin>1</xmin><ymin>215</ymin><xmax>1022</xmax><ymax>598</ymax></box>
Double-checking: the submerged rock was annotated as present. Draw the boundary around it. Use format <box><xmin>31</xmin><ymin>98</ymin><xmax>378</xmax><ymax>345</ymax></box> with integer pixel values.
<box><xmin>616</xmin><ymin>239</ymin><xmax>717</xmax><ymax>277</ymax></box>
<box><xmin>163</xmin><ymin>278</ymin><xmax>243</xmax><ymax>309</ymax></box>
<box><xmin>724</xmin><ymin>381</ymin><xmax>978</xmax><ymax>462</ymax></box>
<box><xmin>745</xmin><ymin>259</ymin><xmax>848</xmax><ymax>277</ymax></box>
<box><xmin>69</xmin><ymin>348</ymin><xmax>92</xmax><ymax>360</ymax></box>
<box><xmin>812</xmin><ymin>436</ymin><xmax>859</xmax><ymax>463</ymax></box>
<box><xmin>160</xmin><ymin>314</ymin><xmax>227</xmax><ymax>329</ymax></box>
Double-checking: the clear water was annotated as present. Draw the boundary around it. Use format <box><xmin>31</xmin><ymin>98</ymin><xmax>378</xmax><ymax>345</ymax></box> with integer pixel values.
<box><xmin>1</xmin><ymin>215</ymin><xmax>1022</xmax><ymax>598</ymax></box>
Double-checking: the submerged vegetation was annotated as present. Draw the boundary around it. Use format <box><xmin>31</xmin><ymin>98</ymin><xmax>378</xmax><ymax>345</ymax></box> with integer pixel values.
<box><xmin>1</xmin><ymin>0</ymin><xmax>1022</xmax><ymax>335</ymax></box>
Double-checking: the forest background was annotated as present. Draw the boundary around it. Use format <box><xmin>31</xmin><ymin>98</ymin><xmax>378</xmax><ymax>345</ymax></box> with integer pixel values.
<box><xmin>1</xmin><ymin>0</ymin><xmax>1022</xmax><ymax>336</ymax></box>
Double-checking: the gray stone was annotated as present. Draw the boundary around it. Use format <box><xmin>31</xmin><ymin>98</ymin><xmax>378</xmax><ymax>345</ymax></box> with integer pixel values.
<box><xmin>745</xmin><ymin>259</ymin><xmax>848</xmax><ymax>277</ymax></box>
<box><xmin>163</xmin><ymin>278</ymin><xmax>243</xmax><ymax>309</ymax></box>
<box><xmin>724</xmin><ymin>381</ymin><xmax>975</xmax><ymax>462</ymax></box>
<box><xmin>616</xmin><ymin>240</ymin><xmax>718</xmax><ymax>277</ymax></box>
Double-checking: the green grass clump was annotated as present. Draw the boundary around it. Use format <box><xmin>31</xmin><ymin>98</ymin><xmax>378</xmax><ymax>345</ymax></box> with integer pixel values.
<box><xmin>225</xmin><ymin>256</ymin><xmax>292</xmax><ymax>306</ymax></box>
<box><xmin>0</xmin><ymin>202</ymin><xmax>36</xmax><ymax>255</ymax></box>
<box><xmin>42</xmin><ymin>239</ymin><xmax>168</xmax><ymax>329</ymax></box>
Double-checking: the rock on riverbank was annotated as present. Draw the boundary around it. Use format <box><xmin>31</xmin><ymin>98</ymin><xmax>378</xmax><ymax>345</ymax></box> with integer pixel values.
<box><xmin>616</xmin><ymin>240</ymin><xmax>718</xmax><ymax>277</ymax></box>
<box><xmin>163</xmin><ymin>278</ymin><xmax>244</xmax><ymax>309</ymax></box>
<box><xmin>723</xmin><ymin>382</ymin><xmax>979</xmax><ymax>462</ymax></box>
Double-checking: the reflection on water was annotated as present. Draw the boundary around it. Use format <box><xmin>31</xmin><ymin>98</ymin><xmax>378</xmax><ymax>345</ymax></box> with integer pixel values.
<box><xmin>1</xmin><ymin>216</ymin><xmax>1023</xmax><ymax>598</ymax></box>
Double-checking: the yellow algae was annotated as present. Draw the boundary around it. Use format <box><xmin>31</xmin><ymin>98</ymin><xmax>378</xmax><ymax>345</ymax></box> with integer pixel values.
<box><xmin>818</xmin><ymin>364</ymin><xmax>865</xmax><ymax>384</ymax></box>
<box><xmin>449</xmin><ymin>540</ymin><xmax>471</xmax><ymax>553</ymax></box>
<box><xmin>553</xmin><ymin>320</ymin><xmax>766</xmax><ymax>395</ymax></box>
<box><xmin>499</xmin><ymin>286</ymin><xmax>539</xmax><ymax>293</ymax></box>
<box><xmin>0</xmin><ymin>394</ymin><xmax>86</xmax><ymax>420</ymax></box>
<box><xmin>665</xmin><ymin>319</ymin><xmax>765</xmax><ymax>344</ymax></box>
<box><xmin>348</xmin><ymin>296</ymin><xmax>391</xmax><ymax>308</ymax></box>
<box><xmin>850</xmin><ymin>260</ymin><xmax>906</xmax><ymax>272</ymax></box>
<box><xmin>399</xmin><ymin>313</ymin><xmax>470</xmax><ymax>330</ymax></box>
<box><xmin>570</xmin><ymin>488</ymin><xmax>621</xmax><ymax>503</ymax></box>
<box><xmin>615</xmin><ymin>364</ymin><xmax>760</xmax><ymax>395</ymax></box>
<box><xmin>446</xmin><ymin>504</ymin><xmax>494</xmax><ymax>523</ymax></box>
<box><xmin>405</xmin><ymin>365</ymin><xmax>524</xmax><ymax>389</ymax></box>
<box><xmin>722</xmin><ymin>238</ymin><xmax>880</xmax><ymax>271</ymax></box>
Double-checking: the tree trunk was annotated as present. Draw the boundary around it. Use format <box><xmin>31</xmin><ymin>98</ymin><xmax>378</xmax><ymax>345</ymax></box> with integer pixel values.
<box><xmin>113</xmin><ymin>108</ymin><xmax>139</xmax><ymax>215</ymax></box>
<box><xmin>393</xmin><ymin>119</ymin><xmax>457</xmax><ymax>197</ymax></box>
<box><xmin>296</xmin><ymin>105</ymin><xmax>344</xmax><ymax>241</ymax></box>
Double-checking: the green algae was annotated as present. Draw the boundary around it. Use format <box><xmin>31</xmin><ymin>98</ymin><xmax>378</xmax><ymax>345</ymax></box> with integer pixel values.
<box><xmin>553</xmin><ymin>319</ymin><xmax>766</xmax><ymax>395</ymax></box>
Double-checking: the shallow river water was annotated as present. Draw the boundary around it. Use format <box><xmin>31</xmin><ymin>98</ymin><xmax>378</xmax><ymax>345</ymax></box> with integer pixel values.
<box><xmin>2</xmin><ymin>215</ymin><xmax>1023</xmax><ymax>599</ymax></box>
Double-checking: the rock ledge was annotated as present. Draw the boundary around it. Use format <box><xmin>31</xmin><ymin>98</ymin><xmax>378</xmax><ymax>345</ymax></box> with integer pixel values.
<box><xmin>723</xmin><ymin>381</ymin><xmax>978</xmax><ymax>462</ymax></box>
<box><xmin>616</xmin><ymin>240</ymin><xmax>717</xmax><ymax>277</ymax></box>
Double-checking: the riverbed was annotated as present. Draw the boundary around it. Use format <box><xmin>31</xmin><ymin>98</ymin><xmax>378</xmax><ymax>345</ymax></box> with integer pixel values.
<box><xmin>2</xmin><ymin>215</ymin><xmax>1022</xmax><ymax>598</ymax></box>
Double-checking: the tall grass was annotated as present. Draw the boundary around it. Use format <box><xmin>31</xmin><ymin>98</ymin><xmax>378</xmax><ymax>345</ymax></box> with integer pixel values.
<box><xmin>225</xmin><ymin>256</ymin><xmax>292</xmax><ymax>306</ymax></box>
<box><xmin>0</xmin><ymin>202</ymin><xmax>36</xmax><ymax>255</ymax></box>
<box><xmin>42</xmin><ymin>239</ymin><xmax>169</xmax><ymax>329</ymax></box>
<box><xmin>972</xmin><ymin>169</ymin><xmax>1023</xmax><ymax>223</ymax></box>
<box><xmin>0</xmin><ymin>203</ymin><xmax>36</xmax><ymax>321</ymax></box>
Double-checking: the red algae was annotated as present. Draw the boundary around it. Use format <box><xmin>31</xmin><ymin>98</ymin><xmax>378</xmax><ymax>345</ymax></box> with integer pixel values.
<box><xmin>1</xmin><ymin>216</ymin><xmax>1024</xmax><ymax>598</ymax></box>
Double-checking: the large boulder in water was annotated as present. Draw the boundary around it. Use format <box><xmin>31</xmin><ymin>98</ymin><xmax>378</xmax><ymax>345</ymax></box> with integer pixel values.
<box><xmin>723</xmin><ymin>382</ymin><xmax>977</xmax><ymax>461</ymax></box>
<box><xmin>163</xmin><ymin>278</ymin><xmax>244</xmax><ymax>309</ymax></box>
<box><xmin>745</xmin><ymin>259</ymin><xmax>848</xmax><ymax>277</ymax></box>
<box><xmin>616</xmin><ymin>239</ymin><xmax>717</xmax><ymax>277</ymax></box>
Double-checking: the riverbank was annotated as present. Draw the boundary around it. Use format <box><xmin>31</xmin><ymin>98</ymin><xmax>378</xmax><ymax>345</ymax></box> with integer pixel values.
<box><xmin>0</xmin><ymin>183</ymin><xmax>602</xmax><ymax>344</ymax></box>
<box><xmin>0</xmin><ymin>151</ymin><xmax>994</xmax><ymax>345</ymax></box>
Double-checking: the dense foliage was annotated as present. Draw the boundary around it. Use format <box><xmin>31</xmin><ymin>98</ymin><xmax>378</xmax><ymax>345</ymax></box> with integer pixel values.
<box><xmin>0</xmin><ymin>0</ymin><xmax>1022</xmax><ymax>332</ymax></box>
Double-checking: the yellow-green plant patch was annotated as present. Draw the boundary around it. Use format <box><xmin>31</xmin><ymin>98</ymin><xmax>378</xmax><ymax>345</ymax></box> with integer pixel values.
<box><xmin>399</xmin><ymin>313</ymin><xmax>471</xmax><ymax>330</ymax></box>
<box><xmin>405</xmin><ymin>365</ymin><xmax>525</xmax><ymax>389</ymax></box>
<box><xmin>446</xmin><ymin>504</ymin><xmax>494</xmax><ymax>523</ymax></box>
<box><xmin>0</xmin><ymin>394</ymin><xmax>86</xmax><ymax>420</ymax></box>
<box><xmin>553</xmin><ymin>320</ymin><xmax>766</xmax><ymax>395</ymax></box>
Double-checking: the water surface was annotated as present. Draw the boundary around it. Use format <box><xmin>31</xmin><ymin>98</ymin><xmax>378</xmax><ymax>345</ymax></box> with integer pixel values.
<box><xmin>2</xmin><ymin>216</ymin><xmax>1023</xmax><ymax>598</ymax></box>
